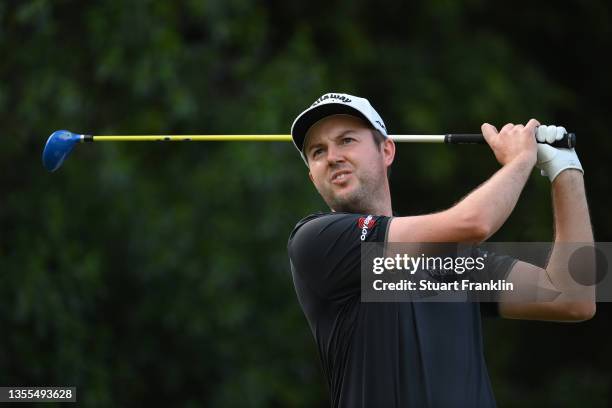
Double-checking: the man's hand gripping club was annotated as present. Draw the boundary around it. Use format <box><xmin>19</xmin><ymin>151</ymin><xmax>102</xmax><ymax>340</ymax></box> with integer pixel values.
<box><xmin>481</xmin><ymin>119</ymin><xmax>540</xmax><ymax>167</ymax></box>
<box><xmin>535</xmin><ymin>125</ymin><xmax>584</xmax><ymax>182</ymax></box>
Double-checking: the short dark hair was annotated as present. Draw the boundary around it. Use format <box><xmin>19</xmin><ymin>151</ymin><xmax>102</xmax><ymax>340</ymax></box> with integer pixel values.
<box><xmin>370</xmin><ymin>129</ymin><xmax>392</xmax><ymax>180</ymax></box>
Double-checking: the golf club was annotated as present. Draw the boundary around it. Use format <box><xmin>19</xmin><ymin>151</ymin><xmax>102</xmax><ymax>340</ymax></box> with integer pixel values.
<box><xmin>42</xmin><ymin>129</ymin><xmax>577</xmax><ymax>172</ymax></box>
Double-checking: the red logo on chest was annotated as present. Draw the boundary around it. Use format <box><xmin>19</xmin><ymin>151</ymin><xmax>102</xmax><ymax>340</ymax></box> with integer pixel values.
<box><xmin>357</xmin><ymin>215</ymin><xmax>376</xmax><ymax>241</ymax></box>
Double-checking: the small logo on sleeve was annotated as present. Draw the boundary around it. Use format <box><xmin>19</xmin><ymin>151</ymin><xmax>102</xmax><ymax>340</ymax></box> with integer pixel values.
<box><xmin>358</xmin><ymin>215</ymin><xmax>377</xmax><ymax>241</ymax></box>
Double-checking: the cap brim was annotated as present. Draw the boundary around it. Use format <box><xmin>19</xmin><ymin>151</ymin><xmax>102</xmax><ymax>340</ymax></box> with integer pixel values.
<box><xmin>291</xmin><ymin>103</ymin><xmax>370</xmax><ymax>153</ymax></box>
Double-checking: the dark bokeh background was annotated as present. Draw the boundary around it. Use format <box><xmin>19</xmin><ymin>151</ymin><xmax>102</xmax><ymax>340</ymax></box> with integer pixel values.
<box><xmin>1</xmin><ymin>1</ymin><xmax>611</xmax><ymax>406</ymax></box>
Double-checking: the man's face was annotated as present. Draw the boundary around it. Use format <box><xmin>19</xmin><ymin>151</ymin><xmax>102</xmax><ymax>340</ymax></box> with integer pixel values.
<box><xmin>304</xmin><ymin>114</ymin><xmax>394</xmax><ymax>213</ymax></box>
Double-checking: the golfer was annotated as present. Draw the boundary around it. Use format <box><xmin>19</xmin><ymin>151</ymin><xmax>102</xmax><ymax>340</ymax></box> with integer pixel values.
<box><xmin>287</xmin><ymin>93</ymin><xmax>594</xmax><ymax>407</ymax></box>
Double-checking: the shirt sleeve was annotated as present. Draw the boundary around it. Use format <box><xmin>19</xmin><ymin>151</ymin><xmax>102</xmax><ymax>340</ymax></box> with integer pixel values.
<box><xmin>288</xmin><ymin>213</ymin><xmax>390</xmax><ymax>301</ymax></box>
<box><xmin>469</xmin><ymin>247</ymin><xmax>518</xmax><ymax>318</ymax></box>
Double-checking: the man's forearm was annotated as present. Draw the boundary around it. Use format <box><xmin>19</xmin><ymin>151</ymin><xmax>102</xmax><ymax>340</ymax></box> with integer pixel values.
<box><xmin>456</xmin><ymin>156</ymin><xmax>534</xmax><ymax>239</ymax></box>
<box><xmin>551</xmin><ymin>171</ymin><xmax>593</xmax><ymax>242</ymax></box>
<box><xmin>546</xmin><ymin>170</ymin><xmax>595</xmax><ymax>307</ymax></box>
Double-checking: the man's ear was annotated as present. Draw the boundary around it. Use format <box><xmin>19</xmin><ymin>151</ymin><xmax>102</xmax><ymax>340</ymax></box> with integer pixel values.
<box><xmin>383</xmin><ymin>139</ymin><xmax>395</xmax><ymax>167</ymax></box>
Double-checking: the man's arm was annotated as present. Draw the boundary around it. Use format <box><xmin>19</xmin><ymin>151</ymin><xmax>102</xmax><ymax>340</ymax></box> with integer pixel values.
<box><xmin>499</xmin><ymin>170</ymin><xmax>596</xmax><ymax>321</ymax></box>
<box><xmin>388</xmin><ymin>121</ymin><xmax>539</xmax><ymax>243</ymax></box>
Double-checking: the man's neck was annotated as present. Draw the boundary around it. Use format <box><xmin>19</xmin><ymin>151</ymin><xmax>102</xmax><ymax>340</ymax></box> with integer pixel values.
<box><xmin>330</xmin><ymin>199</ymin><xmax>393</xmax><ymax>217</ymax></box>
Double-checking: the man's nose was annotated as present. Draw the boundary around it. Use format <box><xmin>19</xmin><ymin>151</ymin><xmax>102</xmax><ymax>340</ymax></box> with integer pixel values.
<box><xmin>326</xmin><ymin>144</ymin><xmax>345</xmax><ymax>164</ymax></box>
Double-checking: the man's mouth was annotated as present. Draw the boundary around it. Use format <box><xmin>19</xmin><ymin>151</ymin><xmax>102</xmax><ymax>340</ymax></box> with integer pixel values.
<box><xmin>330</xmin><ymin>170</ymin><xmax>352</xmax><ymax>184</ymax></box>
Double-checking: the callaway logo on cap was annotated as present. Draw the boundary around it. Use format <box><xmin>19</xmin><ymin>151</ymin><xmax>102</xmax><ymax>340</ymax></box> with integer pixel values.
<box><xmin>290</xmin><ymin>92</ymin><xmax>388</xmax><ymax>164</ymax></box>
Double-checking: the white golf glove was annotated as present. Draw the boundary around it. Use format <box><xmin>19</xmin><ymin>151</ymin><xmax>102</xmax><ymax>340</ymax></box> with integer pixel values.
<box><xmin>536</xmin><ymin>125</ymin><xmax>583</xmax><ymax>182</ymax></box>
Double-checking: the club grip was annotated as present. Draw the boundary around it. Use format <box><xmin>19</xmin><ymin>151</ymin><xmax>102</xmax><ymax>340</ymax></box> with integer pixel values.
<box><xmin>445</xmin><ymin>132</ymin><xmax>576</xmax><ymax>148</ymax></box>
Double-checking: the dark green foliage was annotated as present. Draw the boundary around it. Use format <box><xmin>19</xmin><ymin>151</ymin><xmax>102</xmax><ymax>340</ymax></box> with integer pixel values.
<box><xmin>1</xmin><ymin>1</ymin><xmax>610</xmax><ymax>406</ymax></box>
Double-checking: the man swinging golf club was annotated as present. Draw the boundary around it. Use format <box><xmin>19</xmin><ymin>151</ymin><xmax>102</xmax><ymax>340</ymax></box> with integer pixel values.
<box><xmin>287</xmin><ymin>92</ymin><xmax>594</xmax><ymax>407</ymax></box>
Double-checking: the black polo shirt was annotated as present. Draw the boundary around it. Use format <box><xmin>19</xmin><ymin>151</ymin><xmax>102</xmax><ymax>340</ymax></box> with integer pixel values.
<box><xmin>288</xmin><ymin>212</ymin><xmax>516</xmax><ymax>408</ymax></box>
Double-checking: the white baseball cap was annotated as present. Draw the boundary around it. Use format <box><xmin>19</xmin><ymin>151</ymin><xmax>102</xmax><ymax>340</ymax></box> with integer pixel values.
<box><xmin>291</xmin><ymin>92</ymin><xmax>388</xmax><ymax>164</ymax></box>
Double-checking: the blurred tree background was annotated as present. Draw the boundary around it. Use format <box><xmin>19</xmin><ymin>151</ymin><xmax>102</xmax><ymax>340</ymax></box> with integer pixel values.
<box><xmin>1</xmin><ymin>0</ymin><xmax>611</xmax><ymax>406</ymax></box>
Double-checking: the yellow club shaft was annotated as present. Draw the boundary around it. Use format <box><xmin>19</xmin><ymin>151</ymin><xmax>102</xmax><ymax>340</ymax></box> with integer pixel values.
<box><xmin>89</xmin><ymin>135</ymin><xmax>448</xmax><ymax>142</ymax></box>
<box><xmin>92</xmin><ymin>135</ymin><xmax>293</xmax><ymax>142</ymax></box>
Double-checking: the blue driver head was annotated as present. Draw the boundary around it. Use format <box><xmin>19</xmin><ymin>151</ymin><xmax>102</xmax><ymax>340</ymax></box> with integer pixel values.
<box><xmin>42</xmin><ymin>130</ymin><xmax>81</xmax><ymax>172</ymax></box>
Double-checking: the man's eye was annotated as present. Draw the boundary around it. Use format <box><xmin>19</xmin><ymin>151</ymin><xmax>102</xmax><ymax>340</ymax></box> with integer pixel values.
<box><xmin>312</xmin><ymin>148</ymin><xmax>323</xmax><ymax>158</ymax></box>
<box><xmin>342</xmin><ymin>137</ymin><xmax>354</xmax><ymax>144</ymax></box>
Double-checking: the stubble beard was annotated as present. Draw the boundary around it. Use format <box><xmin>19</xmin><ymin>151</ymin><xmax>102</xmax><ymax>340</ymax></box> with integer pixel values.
<box><xmin>321</xmin><ymin>167</ymin><xmax>386</xmax><ymax>215</ymax></box>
